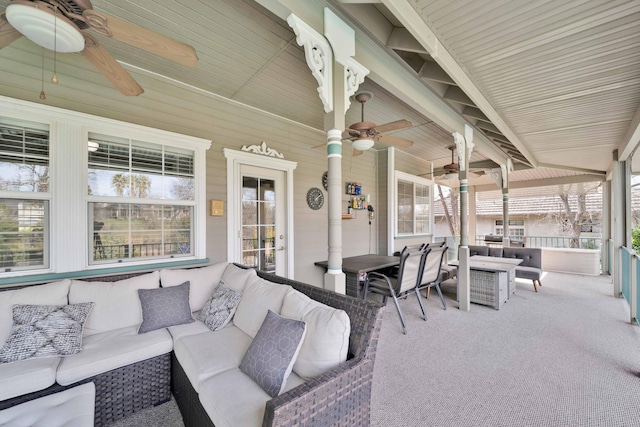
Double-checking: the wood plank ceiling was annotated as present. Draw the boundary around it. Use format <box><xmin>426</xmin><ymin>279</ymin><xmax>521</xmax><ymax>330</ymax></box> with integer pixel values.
<box><xmin>1</xmin><ymin>0</ymin><xmax>638</xmax><ymax>186</ymax></box>
<box><xmin>338</xmin><ymin>0</ymin><xmax>640</xmax><ymax>181</ymax></box>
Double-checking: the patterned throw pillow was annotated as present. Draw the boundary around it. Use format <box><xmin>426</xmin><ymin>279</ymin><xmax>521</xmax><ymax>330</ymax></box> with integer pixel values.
<box><xmin>0</xmin><ymin>302</ymin><xmax>94</xmax><ymax>364</ymax></box>
<box><xmin>197</xmin><ymin>280</ymin><xmax>242</xmax><ymax>331</ymax></box>
<box><xmin>239</xmin><ymin>310</ymin><xmax>306</xmax><ymax>397</ymax></box>
<box><xmin>138</xmin><ymin>281</ymin><xmax>194</xmax><ymax>334</ymax></box>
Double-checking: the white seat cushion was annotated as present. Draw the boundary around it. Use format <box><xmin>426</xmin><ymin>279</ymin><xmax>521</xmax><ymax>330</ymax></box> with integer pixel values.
<box><xmin>0</xmin><ymin>382</ymin><xmax>95</xmax><ymax>427</ymax></box>
<box><xmin>0</xmin><ymin>356</ymin><xmax>60</xmax><ymax>401</ymax></box>
<box><xmin>199</xmin><ymin>368</ymin><xmax>305</xmax><ymax>427</ymax></box>
<box><xmin>0</xmin><ymin>280</ymin><xmax>71</xmax><ymax>347</ymax></box>
<box><xmin>280</xmin><ymin>290</ymin><xmax>350</xmax><ymax>380</ymax></box>
<box><xmin>167</xmin><ymin>316</ymin><xmax>210</xmax><ymax>342</ymax></box>
<box><xmin>232</xmin><ymin>278</ymin><xmax>292</xmax><ymax>338</ymax></box>
<box><xmin>69</xmin><ymin>271</ymin><xmax>160</xmax><ymax>336</ymax></box>
<box><xmin>173</xmin><ymin>325</ymin><xmax>252</xmax><ymax>392</ymax></box>
<box><xmin>160</xmin><ymin>262</ymin><xmax>228</xmax><ymax>312</ymax></box>
<box><xmin>56</xmin><ymin>325</ymin><xmax>172</xmax><ymax>385</ymax></box>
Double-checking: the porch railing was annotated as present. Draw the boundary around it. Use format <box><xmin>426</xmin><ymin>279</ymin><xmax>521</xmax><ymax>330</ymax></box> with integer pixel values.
<box><xmin>93</xmin><ymin>242</ymin><xmax>190</xmax><ymax>260</ymax></box>
<box><xmin>474</xmin><ymin>235</ymin><xmax>602</xmax><ymax>250</ymax></box>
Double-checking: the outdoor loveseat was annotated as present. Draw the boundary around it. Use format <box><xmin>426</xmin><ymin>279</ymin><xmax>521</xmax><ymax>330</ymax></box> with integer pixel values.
<box><xmin>0</xmin><ymin>262</ymin><xmax>384</xmax><ymax>427</ymax></box>
<box><xmin>468</xmin><ymin>245</ymin><xmax>543</xmax><ymax>292</ymax></box>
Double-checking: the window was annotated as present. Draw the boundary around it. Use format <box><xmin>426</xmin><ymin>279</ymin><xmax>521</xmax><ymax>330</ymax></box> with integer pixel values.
<box><xmin>0</xmin><ymin>97</ymin><xmax>210</xmax><ymax>278</ymax></box>
<box><xmin>0</xmin><ymin>118</ymin><xmax>50</xmax><ymax>272</ymax></box>
<box><xmin>495</xmin><ymin>220</ymin><xmax>525</xmax><ymax>238</ymax></box>
<box><xmin>87</xmin><ymin>134</ymin><xmax>195</xmax><ymax>264</ymax></box>
<box><xmin>395</xmin><ymin>171</ymin><xmax>432</xmax><ymax>236</ymax></box>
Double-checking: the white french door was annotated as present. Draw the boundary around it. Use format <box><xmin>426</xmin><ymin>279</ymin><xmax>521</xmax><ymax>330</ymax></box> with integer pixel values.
<box><xmin>239</xmin><ymin>165</ymin><xmax>286</xmax><ymax>275</ymax></box>
<box><xmin>224</xmin><ymin>148</ymin><xmax>297</xmax><ymax>278</ymax></box>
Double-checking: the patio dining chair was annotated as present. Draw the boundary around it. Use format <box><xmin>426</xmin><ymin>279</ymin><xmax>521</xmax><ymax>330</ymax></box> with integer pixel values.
<box><xmin>418</xmin><ymin>245</ymin><xmax>449</xmax><ymax>314</ymax></box>
<box><xmin>363</xmin><ymin>247</ymin><xmax>428</xmax><ymax>334</ymax></box>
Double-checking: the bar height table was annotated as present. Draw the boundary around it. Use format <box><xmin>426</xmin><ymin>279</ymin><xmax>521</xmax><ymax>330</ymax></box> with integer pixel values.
<box><xmin>315</xmin><ymin>254</ymin><xmax>400</xmax><ymax>298</ymax></box>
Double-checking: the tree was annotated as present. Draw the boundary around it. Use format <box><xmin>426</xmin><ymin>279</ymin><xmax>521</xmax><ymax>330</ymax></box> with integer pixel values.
<box><xmin>547</xmin><ymin>183</ymin><xmax>600</xmax><ymax>248</ymax></box>
<box><xmin>111</xmin><ymin>173</ymin><xmax>128</xmax><ymax>197</ymax></box>
<box><xmin>437</xmin><ymin>184</ymin><xmax>459</xmax><ymax>236</ymax></box>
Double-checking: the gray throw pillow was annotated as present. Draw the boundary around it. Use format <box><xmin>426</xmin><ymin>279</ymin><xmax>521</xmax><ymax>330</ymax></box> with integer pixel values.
<box><xmin>239</xmin><ymin>310</ymin><xmax>306</xmax><ymax>397</ymax></box>
<box><xmin>197</xmin><ymin>280</ymin><xmax>242</xmax><ymax>331</ymax></box>
<box><xmin>138</xmin><ymin>281</ymin><xmax>194</xmax><ymax>334</ymax></box>
<box><xmin>0</xmin><ymin>302</ymin><xmax>94</xmax><ymax>364</ymax></box>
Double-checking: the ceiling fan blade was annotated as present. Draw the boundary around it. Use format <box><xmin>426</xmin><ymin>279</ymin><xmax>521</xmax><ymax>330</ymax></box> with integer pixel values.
<box><xmin>81</xmin><ymin>35</ymin><xmax>144</xmax><ymax>96</ymax></box>
<box><xmin>0</xmin><ymin>13</ymin><xmax>22</xmax><ymax>49</ymax></box>
<box><xmin>83</xmin><ymin>11</ymin><xmax>198</xmax><ymax>67</ymax></box>
<box><xmin>353</xmin><ymin>149</ymin><xmax>363</xmax><ymax>157</ymax></box>
<box><xmin>378</xmin><ymin>134</ymin><xmax>413</xmax><ymax>148</ymax></box>
<box><xmin>373</xmin><ymin>119</ymin><xmax>412</xmax><ymax>134</ymax></box>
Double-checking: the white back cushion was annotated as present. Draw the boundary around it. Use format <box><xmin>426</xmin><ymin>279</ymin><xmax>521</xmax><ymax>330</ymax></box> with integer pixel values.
<box><xmin>69</xmin><ymin>271</ymin><xmax>159</xmax><ymax>336</ymax></box>
<box><xmin>221</xmin><ymin>264</ymin><xmax>258</xmax><ymax>293</ymax></box>
<box><xmin>0</xmin><ymin>279</ymin><xmax>71</xmax><ymax>346</ymax></box>
<box><xmin>160</xmin><ymin>262</ymin><xmax>228</xmax><ymax>312</ymax></box>
<box><xmin>280</xmin><ymin>289</ymin><xmax>350</xmax><ymax>380</ymax></box>
<box><xmin>233</xmin><ymin>278</ymin><xmax>291</xmax><ymax>338</ymax></box>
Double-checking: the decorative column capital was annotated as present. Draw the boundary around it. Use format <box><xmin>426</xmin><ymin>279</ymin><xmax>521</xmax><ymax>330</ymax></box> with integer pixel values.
<box><xmin>287</xmin><ymin>14</ymin><xmax>333</xmax><ymax>113</ymax></box>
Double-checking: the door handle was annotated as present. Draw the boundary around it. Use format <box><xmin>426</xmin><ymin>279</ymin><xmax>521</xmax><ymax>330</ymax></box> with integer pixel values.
<box><xmin>277</xmin><ymin>246</ymin><xmax>285</xmax><ymax>251</ymax></box>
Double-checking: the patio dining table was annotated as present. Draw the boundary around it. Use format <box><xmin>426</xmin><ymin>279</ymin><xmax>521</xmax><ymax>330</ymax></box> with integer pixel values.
<box><xmin>314</xmin><ymin>254</ymin><xmax>400</xmax><ymax>298</ymax></box>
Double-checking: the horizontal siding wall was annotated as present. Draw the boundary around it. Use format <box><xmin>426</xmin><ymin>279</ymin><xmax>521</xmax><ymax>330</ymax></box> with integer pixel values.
<box><xmin>0</xmin><ymin>46</ymin><xmax>379</xmax><ymax>287</ymax></box>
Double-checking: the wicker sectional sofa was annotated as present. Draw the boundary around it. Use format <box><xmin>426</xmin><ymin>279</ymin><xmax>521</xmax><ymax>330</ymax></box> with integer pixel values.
<box><xmin>0</xmin><ymin>263</ymin><xmax>383</xmax><ymax>426</ymax></box>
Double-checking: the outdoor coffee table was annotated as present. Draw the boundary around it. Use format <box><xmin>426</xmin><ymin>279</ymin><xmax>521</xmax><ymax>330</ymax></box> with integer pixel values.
<box><xmin>449</xmin><ymin>259</ymin><xmax>519</xmax><ymax>310</ymax></box>
<box><xmin>470</xmin><ymin>255</ymin><xmax>523</xmax><ymax>298</ymax></box>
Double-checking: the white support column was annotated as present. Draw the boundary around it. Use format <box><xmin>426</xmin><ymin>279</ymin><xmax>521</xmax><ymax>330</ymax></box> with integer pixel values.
<box><xmin>602</xmin><ymin>180</ymin><xmax>611</xmax><ymax>275</ymax></box>
<box><xmin>289</xmin><ymin>10</ymin><xmax>367</xmax><ymax>294</ymax></box>
<box><xmin>454</xmin><ymin>125</ymin><xmax>474</xmax><ymax>311</ymax></box>
<box><xmin>501</xmin><ymin>163</ymin><xmax>509</xmax><ymax>247</ymax></box>
<box><xmin>468</xmin><ymin>185</ymin><xmax>477</xmax><ymax>245</ymax></box>
<box><xmin>611</xmin><ymin>150</ymin><xmax>626</xmax><ymax>298</ymax></box>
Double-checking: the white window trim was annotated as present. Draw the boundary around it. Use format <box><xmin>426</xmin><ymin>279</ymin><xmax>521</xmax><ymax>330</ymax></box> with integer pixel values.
<box><xmin>223</xmin><ymin>148</ymin><xmax>297</xmax><ymax>278</ymax></box>
<box><xmin>393</xmin><ymin>170</ymin><xmax>434</xmax><ymax>238</ymax></box>
<box><xmin>0</xmin><ymin>96</ymin><xmax>211</xmax><ymax>278</ymax></box>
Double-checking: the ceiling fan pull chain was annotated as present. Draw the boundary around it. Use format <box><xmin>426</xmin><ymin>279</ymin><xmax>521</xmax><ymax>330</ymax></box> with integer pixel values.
<box><xmin>51</xmin><ymin>5</ymin><xmax>58</xmax><ymax>84</ymax></box>
<box><xmin>39</xmin><ymin>47</ymin><xmax>46</xmax><ymax>100</ymax></box>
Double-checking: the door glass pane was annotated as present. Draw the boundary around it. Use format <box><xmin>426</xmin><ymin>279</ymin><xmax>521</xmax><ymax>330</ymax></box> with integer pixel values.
<box><xmin>242</xmin><ymin>176</ymin><xmax>276</xmax><ymax>272</ymax></box>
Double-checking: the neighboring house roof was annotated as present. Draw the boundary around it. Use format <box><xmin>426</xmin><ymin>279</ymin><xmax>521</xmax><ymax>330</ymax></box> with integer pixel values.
<box><xmin>432</xmin><ymin>185</ymin><xmax>633</xmax><ymax>217</ymax></box>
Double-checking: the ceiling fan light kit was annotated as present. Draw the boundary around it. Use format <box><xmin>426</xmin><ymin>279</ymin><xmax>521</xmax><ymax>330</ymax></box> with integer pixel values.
<box><xmin>352</xmin><ymin>137</ymin><xmax>375</xmax><ymax>151</ymax></box>
<box><xmin>1</xmin><ymin>0</ymin><xmax>199</xmax><ymax>96</ymax></box>
<box><xmin>6</xmin><ymin>3</ymin><xmax>84</xmax><ymax>52</ymax></box>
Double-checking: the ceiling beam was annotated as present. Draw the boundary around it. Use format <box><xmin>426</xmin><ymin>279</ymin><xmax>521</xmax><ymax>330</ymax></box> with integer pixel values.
<box><xmin>618</xmin><ymin>102</ymin><xmax>640</xmax><ymax>161</ymax></box>
<box><xmin>255</xmin><ymin>0</ymin><xmax>509</xmax><ymax>166</ymax></box>
<box><xmin>380</xmin><ymin>0</ymin><xmax>537</xmax><ymax>167</ymax></box>
<box><xmin>474</xmin><ymin>174</ymin><xmax>606</xmax><ymax>192</ymax></box>
<box><xmin>419</xmin><ymin>61</ymin><xmax>456</xmax><ymax>85</ymax></box>
<box><xmin>537</xmin><ymin>162</ymin><xmax>607</xmax><ymax>176</ymax></box>
<box><xmin>387</xmin><ymin>28</ymin><xmax>428</xmax><ymax>54</ymax></box>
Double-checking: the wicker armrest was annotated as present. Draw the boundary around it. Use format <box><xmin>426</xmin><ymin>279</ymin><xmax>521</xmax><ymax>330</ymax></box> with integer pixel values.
<box><xmin>264</xmin><ymin>358</ymin><xmax>375</xmax><ymax>427</ymax></box>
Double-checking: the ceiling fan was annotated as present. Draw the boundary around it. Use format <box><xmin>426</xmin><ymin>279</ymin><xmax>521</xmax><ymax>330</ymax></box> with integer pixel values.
<box><xmin>344</xmin><ymin>91</ymin><xmax>414</xmax><ymax>156</ymax></box>
<box><xmin>427</xmin><ymin>145</ymin><xmax>486</xmax><ymax>180</ymax></box>
<box><xmin>0</xmin><ymin>0</ymin><xmax>198</xmax><ymax>96</ymax></box>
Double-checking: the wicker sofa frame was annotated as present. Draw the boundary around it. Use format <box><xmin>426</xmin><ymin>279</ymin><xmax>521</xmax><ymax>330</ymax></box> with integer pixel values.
<box><xmin>0</xmin><ymin>272</ymin><xmax>171</xmax><ymax>427</ymax></box>
<box><xmin>1</xmin><ymin>268</ymin><xmax>384</xmax><ymax>426</ymax></box>
<box><xmin>172</xmin><ymin>269</ymin><xmax>385</xmax><ymax>426</ymax></box>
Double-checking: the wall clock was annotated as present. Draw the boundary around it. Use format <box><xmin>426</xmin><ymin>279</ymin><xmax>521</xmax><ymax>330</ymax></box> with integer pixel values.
<box><xmin>306</xmin><ymin>187</ymin><xmax>324</xmax><ymax>210</ymax></box>
<box><xmin>322</xmin><ymin>171</ymin><xmax>329</xmax><ymax>190</ymax></box>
